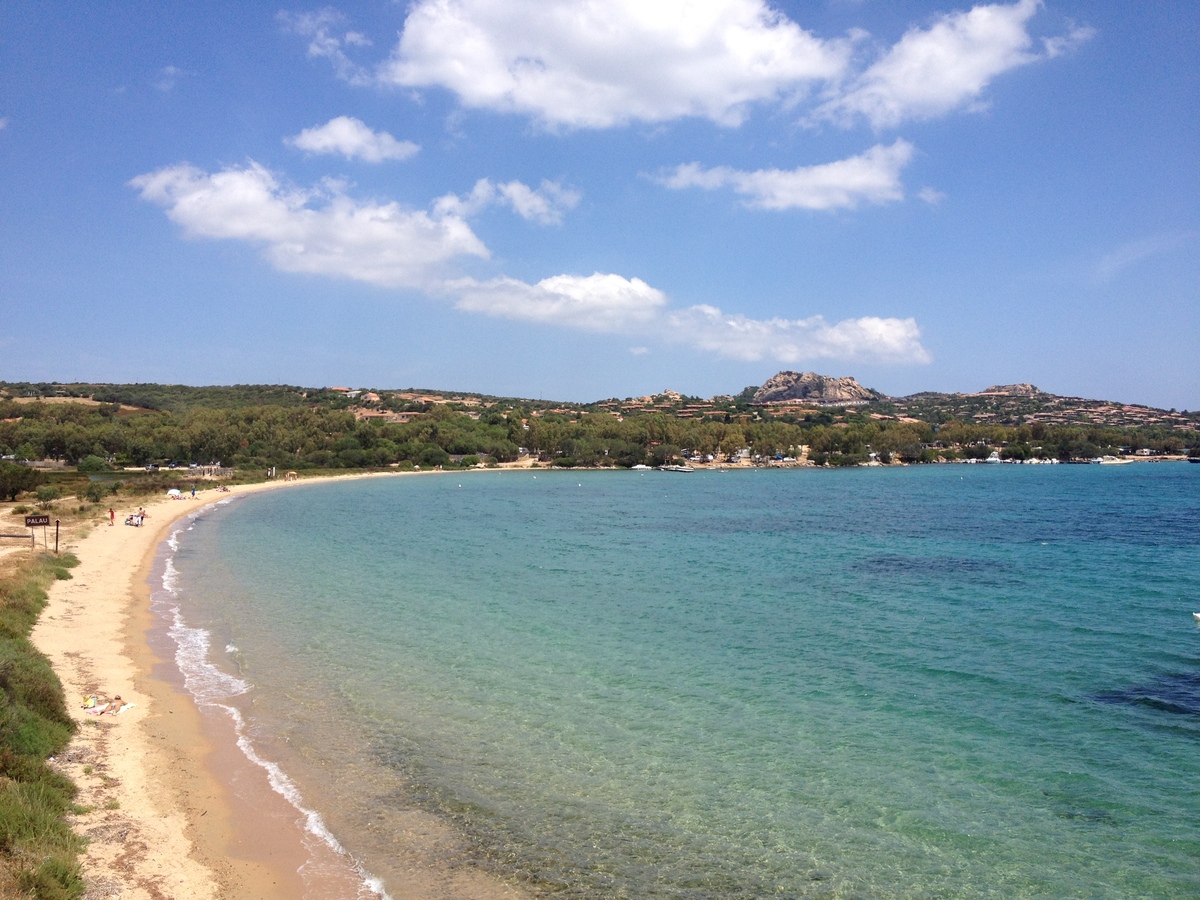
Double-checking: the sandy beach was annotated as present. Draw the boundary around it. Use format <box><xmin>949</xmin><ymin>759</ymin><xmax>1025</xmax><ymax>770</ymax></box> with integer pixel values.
<box><xmin>23</xmin><ymin>475</ymin><xmax>389</xmax><ymax>898</ymax></box>
<box><xmin>20</xmin><ymin>469</ymin><xmax>541</xmax><ymax>899</ymax></box>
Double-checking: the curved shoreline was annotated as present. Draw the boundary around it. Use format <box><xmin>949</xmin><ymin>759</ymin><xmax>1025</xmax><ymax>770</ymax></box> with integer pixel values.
<box><xmin>31</xmin><ymin>472</ymin><xmax>415</xmax><ymax>897</ymax></box>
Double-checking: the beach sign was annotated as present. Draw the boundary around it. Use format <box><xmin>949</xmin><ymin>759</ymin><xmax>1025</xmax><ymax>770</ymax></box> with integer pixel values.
<box><xmin>25</xmin><ymin>514</ymin><xmax>50</xmax><ymax>527</ymax></box>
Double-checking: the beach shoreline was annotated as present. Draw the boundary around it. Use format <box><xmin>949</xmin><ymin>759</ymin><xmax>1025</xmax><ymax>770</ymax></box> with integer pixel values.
<box><xmin>28</xmin><ymin>472</ymin><xmax>415</xmax><ymax>898</ymax></box>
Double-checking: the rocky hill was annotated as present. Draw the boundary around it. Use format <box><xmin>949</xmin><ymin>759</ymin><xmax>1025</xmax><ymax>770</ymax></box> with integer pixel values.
<box><xmin>752</xmin><ymin>372</ymin><xmax>880</xmax><ymax>406</ymax></box>
<box><xmin>888</xmin><ymin>387</ymin><xmax>1198</xmax><ymax>430</ymax></box>
<box><xmin>979</xmin><ymin>383</ymin><xmax>1044</xmax><ymax>397</ymax></box>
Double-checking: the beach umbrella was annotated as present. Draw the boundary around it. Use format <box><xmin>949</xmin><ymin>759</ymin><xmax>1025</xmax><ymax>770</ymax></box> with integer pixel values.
<box><xmin>167</xmin><ymin>488</ymin><xmax>182</xmax><ymax>496</ymax></box>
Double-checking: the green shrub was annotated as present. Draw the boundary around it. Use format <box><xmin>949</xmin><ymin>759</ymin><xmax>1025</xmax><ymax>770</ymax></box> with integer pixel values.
<box><xmin>75</xmin><ymin>456</ymin><xmax>108</xmax><ymax>474</ymax></box>
<box><xmin>19</xmin><ymin>854</ymin><xmax>84</xmax><ymax>900</ymax></box>
<box><xmin>0</xmin><ymin>553</ymin><xmax>83</xmax><ymax>898</ymax></box>
<box><xmin>34</xmin><ymin>487</ymin><xmax>61</xmax><ymax>510</ymax></box>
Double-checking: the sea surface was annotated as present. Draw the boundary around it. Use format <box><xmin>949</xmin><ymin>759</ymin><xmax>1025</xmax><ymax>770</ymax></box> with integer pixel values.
<box><xmin>154</xmin><ymin>464</ymin><xmax>1200</xmax><ymax>898</ymax></box>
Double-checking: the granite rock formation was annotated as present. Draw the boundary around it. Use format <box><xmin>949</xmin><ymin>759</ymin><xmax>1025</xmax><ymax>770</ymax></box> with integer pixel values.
<box><xmin>751</xmin><ymin>371</ymin><xmax>880</xmax><ymax>405</ymax></box>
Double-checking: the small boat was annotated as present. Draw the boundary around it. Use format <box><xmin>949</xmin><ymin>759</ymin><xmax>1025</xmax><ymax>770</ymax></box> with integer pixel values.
<box><xmin>659</xmin><ymin>464</ymin><xmax>695</xmax><ymax>472</ymax></box>
<box><xmin>1194</xmin><ymin>612</ymin><xmax>1200</xmax><ymax>623</ymax></box>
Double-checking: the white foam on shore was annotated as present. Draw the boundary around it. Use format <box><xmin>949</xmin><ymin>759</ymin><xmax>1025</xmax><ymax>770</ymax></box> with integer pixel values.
<box><xmin>153</xmin><ymin>504</ymin><xmax>391</xmax><ymax>900</ymax></box>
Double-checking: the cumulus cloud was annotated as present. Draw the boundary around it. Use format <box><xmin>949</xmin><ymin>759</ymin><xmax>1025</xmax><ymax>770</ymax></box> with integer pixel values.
<box><xmin>447</xmin><ymin>275</ymin><xmax>930</xmax><ymax>364</ymax></box>
<box><xmin>379</xmin><ymin>0</ymin><xmax>849</xmax><ymax>128</ymax></box>
<box><xmin>661</xmin><ymin>140</ymin><xmax>913</xmax><ymax>210</ymax></box>
<box><xmin>129</xmin><ymin>162</ymin><xmax>487</xmax><ymax>288</ymax></box>
<box><xmin>278</xmin><ymin>9</ymin><xmax>373</xmax><ymax>85</ymax></box>
<box><xmin>664</xmin><ymin>306</ymin><xmax>930</xmax><ymax>363</ymax></box>
<box><xmin>434</xmin><ymin>178</ymin><xmax>580</xmax><ymax>224</ymax></box>
<box><xmin>816</xmin><ymin>0</ymin><xmax>1092</xmax><ymax>128</ymax></box>
<box><xmin>364</xmin><ymin>0</ymin><xmax>1086</xmax><ymax>132</ymax></box>
<box><xmin>131</xmin><ymin>161</ymin><xmax>929</xmax><ymax>365</ymax></box>
<box><xmin>286</xmin><ymin>116</ymin><xmax>419</xmax><ymax>163</ymax></box>
<box><xmin>451</xmin><ymin>273</ymin><xmax>667</xmax><ymax>331</ymax></box>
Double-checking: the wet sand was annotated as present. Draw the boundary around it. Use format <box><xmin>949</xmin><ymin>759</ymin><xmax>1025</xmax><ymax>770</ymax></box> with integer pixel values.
<box><xmin>29</xmin><ymin>476</ymin><xmax>392</xmax><ymax>897</ymax></box>
<box><xmin>28</xmin><ymin>470</ymin><xmax>537</xmax><ymax>898</ymax></box>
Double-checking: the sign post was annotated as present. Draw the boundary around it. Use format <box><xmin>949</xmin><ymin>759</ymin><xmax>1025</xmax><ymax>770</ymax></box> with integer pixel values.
<box><xmin>25</xmin><ymin>514</ymin><xmax>49</xmax><ymax>549</ymax></box>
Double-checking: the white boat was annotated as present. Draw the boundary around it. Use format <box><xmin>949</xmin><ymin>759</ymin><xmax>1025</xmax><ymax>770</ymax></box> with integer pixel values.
<box><xmin>1194</xmin><ymin>612</ymin><xmax>1200</xmax><ymax>623</ymax></box>
<box><xmin>659</xmin><ymin>464</ymin><xmax>695</xmax><ymax>472</ymax></box>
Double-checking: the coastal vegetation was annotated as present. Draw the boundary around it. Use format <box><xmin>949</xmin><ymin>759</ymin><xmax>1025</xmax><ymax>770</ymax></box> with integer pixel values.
<box><xmin>0</xmin><ymin>550</ymin><xmax>83</xmax><ymax>899</ymax></box>
<box><xmin>0</xmin><ymin>381</ymin><xmax>1196</xmax><ymax>475</ymax></box>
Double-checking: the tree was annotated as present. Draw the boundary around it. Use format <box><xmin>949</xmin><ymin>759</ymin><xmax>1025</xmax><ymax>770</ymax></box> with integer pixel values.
<box><xmin>77</xmin><ymin>455</ymin><xmax>109</xmax><ymax>473</ymax></box>
<box><xmin>0</xmin><ymin>462</ymin><xmax>45</xmax><ymax>501</ymax></box>
<box><xmin>35</xmin><ymin>485</ymin><xmax>61</xmax><ymax>509</ymax></box>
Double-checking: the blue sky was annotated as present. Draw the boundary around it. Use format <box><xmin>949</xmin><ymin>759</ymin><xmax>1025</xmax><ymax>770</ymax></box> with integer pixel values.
<box><xmin>1</xmin><ymin>1</ymin><xmax>1197</xmax><ymax>408</ymax></box>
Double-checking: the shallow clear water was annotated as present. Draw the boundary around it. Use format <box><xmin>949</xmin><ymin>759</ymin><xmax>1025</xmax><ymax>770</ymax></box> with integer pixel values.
<box><xmin>163</xmin><ymin>465</ymin><xmax>1200</xmax><ymax>897</ymax></box>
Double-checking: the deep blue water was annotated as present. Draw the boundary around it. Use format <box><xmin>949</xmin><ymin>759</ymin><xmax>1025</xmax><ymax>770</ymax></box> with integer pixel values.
<box><xmin>164</xmin><ymin>464</ymin><xmax>1200</xmax><ymax>897</ymax></box>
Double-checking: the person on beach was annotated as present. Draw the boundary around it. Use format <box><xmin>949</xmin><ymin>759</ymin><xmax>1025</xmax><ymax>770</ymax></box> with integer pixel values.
<box><xmin>89</xmin><ymin>695</ymin><xmax>124</xmax><ymax>715</ymax></box>
<box><xmin>109</xmin><ymin>508</ymin><xmax>115</xmax><ymax>526</ymax></box>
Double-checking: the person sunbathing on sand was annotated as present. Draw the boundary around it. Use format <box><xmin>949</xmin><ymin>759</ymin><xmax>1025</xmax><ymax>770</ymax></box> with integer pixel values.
<box><xmin>88</xmin><ymin>695</ymin><xmax>126</xmax><ymax>715</ymax></box>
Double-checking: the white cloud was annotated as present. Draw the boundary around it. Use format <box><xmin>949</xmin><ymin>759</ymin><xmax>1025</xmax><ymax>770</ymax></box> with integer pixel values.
<box><xmin>661</xmin><ymin>140</ymin><xmax>913</xmax><ymax>210</ymax></box>
<box><xmin>918</xmin><ymin>186</ymin><xmax>946</xmax><ymax>205</ymax></box>
<box><xmin>380</xmin><ymin>0</ymin><xmax>849</xmax><ymax>128</ymax></box>
<box><xmin>448</xmin><ymin>275</ymin><xmax>930</xmax><ymax>364</ymax></box>
<box><xmin>154</xmin><ymin>65</ymin><xmax>190</xmax><ymax>93</ymax></box>
<box><xmin>130</xmin><ymin>162</ymin><xmax>487</xmax><ymax>288</ymax></box>
<box><xmin>132</xmin><ymin>162</ymin><xmax>929</xmax><ymax>366</ymax></box>
<box><xmin>495</xmin><ymin>180</ymin><xmax>581</xmax><ymax>224</ymax></box>
<box><xmin>0</xmin><ymin>117</ymin><xmax>8</xmax><ymax>130</ymax></box>
<box><xmin>816</xmin><ymin>0</ymin><xmax>1091</xmax><ymax>129</ymax></box>
<box><xmin>450</xmin><ymin>273</ymin><xmax>668</xmax><ymax>331</ymax></box>
<box><xmin>278</xmin><ymin>9</ymin><xmax>373</xmax><ymax>86</ymax></box>
<box><xmin>287</xmin><ymin>117</ymin><xmax>419</xmax><ymax>163</ymax></box>
<box><xmin>664</xmin><ymin>306</ymin><xmax>931</xmax><ymax>363</ymax></box>
<box><xmin>434</xmin><ymin>178</ymin><xmax>580</xmax><ymax>224</ymax></box>
<box><xmin>1095</xmin><ymin>232</ymin><xmax>1195</xmax><ymax>283</ymax></box>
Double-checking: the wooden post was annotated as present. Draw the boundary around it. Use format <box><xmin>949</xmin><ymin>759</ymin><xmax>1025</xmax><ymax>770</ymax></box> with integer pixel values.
<box><xmin>55</xmin><ymin>519</ymin><xmax>60</xmax><ymax>555</ymax></box>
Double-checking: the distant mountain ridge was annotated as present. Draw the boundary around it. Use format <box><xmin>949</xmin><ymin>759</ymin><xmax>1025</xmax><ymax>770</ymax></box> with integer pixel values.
<box><xmin>1</xmin><ymin>375</ymin><xmax>1196</xmax><ymax>432</ymax></box>
<box><xmin>743</xmin><ymin>373</ymin><xmax>1196</xmax><ymax>431</ymax></box>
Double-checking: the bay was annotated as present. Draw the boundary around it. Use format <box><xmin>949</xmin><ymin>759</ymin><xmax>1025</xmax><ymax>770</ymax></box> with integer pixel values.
<box><xmin>162</xmin><ymin>464</ymin><xmax>1200</xmax><ymax>897</ymax></box>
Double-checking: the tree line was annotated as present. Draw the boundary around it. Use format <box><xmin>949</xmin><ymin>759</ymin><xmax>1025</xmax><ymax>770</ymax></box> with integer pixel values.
<box><xmin>1</xmin><ymin>398</ymin><xmax>1196</xmax><ymax>473</ymax></box>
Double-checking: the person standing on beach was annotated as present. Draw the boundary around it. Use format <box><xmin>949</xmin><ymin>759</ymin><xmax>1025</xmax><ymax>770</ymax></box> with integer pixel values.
<box><xmin>109</xmin><ymin>508</ymin><xmax>115</xmax><ymax>526</ymax></box>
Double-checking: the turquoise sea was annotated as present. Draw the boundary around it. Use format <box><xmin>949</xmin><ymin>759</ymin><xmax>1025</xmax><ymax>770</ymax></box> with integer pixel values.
<box><xmin>155</xmin><ymin>464</ymin><xmax>1200</xmax><ymax>898</ymax></box>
